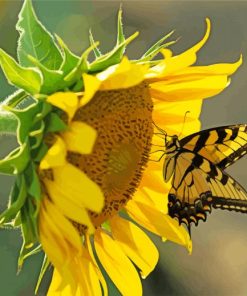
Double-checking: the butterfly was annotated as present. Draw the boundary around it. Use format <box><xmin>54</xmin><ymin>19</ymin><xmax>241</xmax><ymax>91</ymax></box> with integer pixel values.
<box><xmin>154</xmin><ymin>124</ymin><xmax>247</xmax><ymax>232</ymax></box>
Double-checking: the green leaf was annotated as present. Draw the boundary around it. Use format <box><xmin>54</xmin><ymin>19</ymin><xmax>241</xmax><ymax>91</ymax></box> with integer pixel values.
<box><xmin>88</xmin><ymin>31</ymin><xmax>139</xmax><ymax>73</ymax></box>
<box><xmin>0</xmin><ymin>175</ymin><xmax>27</xmax><ymax>224</ymax></box>
<box><xmin>0</xmin><ymin>49</ymin><xmax>42</xmax><ymax>94</ymax></box>
<box><xmin>89</xmin><ymin>30</ymin><xmax>102</xmax><ymax>58</ymax></box>
<box><xmin>0</xmin><ymin>142</ymin><xmax>30</xmax><ymax>175</ymax></box>
<box><xmin>16</xmin><ymin>0</ymin><xmax>63</xmax><ymax>70</ymax></box>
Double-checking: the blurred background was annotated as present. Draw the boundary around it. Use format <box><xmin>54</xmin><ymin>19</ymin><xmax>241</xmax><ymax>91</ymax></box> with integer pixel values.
<box><xmin>1</xmin><ymin>1</ymin><xmax>247</xmax><ymax>295</ymax></box>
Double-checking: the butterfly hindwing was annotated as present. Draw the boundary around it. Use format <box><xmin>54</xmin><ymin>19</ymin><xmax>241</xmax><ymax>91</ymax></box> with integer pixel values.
<box><xmin>168</xmin><ymin>151</ymin><xmax>215</xmax><ymax>226</ymax></box>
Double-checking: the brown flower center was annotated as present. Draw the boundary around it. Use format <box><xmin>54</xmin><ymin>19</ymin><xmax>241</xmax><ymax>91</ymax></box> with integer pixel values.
<box><xmin>67</xmin><ymin>82</ymin><xmax>153</xmax><ymax>229</ymax></box>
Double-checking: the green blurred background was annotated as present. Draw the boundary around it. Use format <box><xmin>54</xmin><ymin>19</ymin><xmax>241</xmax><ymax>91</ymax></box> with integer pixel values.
<box><xmin>1</xmin><ymin>1</ymin><xmax>247</xmax><ymax>295</ymax></box>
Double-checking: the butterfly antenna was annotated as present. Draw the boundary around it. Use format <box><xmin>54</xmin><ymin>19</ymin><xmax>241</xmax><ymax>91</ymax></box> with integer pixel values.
<box><xmin>152</xmin><ymin>121</ymin><xmax>167</xmax><ymax>136</ymax></box>
<box><xmin>178</xmin><ymin>111</ymin><xmax>190</xmax><ymax>139</ymax></box>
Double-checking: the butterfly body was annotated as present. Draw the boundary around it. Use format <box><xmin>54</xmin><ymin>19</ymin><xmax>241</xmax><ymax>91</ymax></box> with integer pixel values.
<box><xmin>161</xmin><ymin>124</ymin><xmax>247</xmax><ymax>228</ymax></box>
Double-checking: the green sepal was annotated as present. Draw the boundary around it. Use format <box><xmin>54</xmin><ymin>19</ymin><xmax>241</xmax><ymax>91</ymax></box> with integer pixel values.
<box><xmin>89</xmin><ymin>30</ymin><xmax>102</xmax><ymax>58</ymax></box>
<box><xmin>102</xmin><ymin>221</ymin><xmax>111</xmax><ymax>232</ymax></box>
<box><xmin>5</xmin><ymin>101</ymin><xmax>51</xmax><ymax>144</ymax></box>
<box><xmin>1</xmin><ymin>90</ymin><xmax>27</xmax><ymax>108</ymax></box>
<box><xmin>0</xmin><ymin>175</ymin><xmax>27</xmax><ymax>224</ymax></box>
<box><xmin>0</xmin><ymin>142</ymin><xmax>30</xmax><ymax>175</ymax></box>
<box><xmin>88</xmin><ymin>31</ymin><xmax>139</xmax><ymax>73</ymax></box>
<box><xmin>35</xmin><ymin>255</ymin><xmax>50</xmax><ymax>295</ymax></box>
<box><xmin>71</xmin><ymin>79</ymin><xmax>84</xmax><ymax>92</ymax></box>
<box><xmin>35</xmin><ymin>100</ymin><xmax>53</xmax><ymax>122</ymax></box>
<box><xmin>29</xmin><ymin>120</ymin><xmax>45</xmax><ymax>149</ymax></box>
<box><xmin>25</xmin><ymin>163</ymin><xmax>41</xmax><ymax>201</ymax></box>
<box><xmin>139</xmin><ymin>31</ymin><xmax>176</xmax><ymax>62</ymax></box>
<box><xmin>18</xmin><ymin>243</ymin><xmax>42</xmax><ymax>272</ymax></box>
<box><xmin>64</xmin><ymin>42</ymin><xmax>100</xmax><ymax>84</ymax></box>
<box><xmin>33</xmin><ymin>143</ymin><xmax>48</xmax><ymax>163</ymax></box>
<box><xmin>88</xmin><ymin>7</ymin><xmax>125</xmax><ymax>61</ymax></box>
<box><xmin>27</xmin><ymin>55</ymin><xmax>67</xmax><ymax>94</ymax></box>
<box><xmin>16</xmin><ymin>0</ymin><xmax>63</xmax><ymax>70</ymax></box>
<box><xmin>45</xmin><ymin>112</ymin><xmax>68</xmax><ymax>133</ymax></box>
<box><xmin>20</xmin><ymin>197</ymin><xmax>39</xmax><ymax>248</ymax></box>
<box><xmin>0</xmin><ymin>110</ymin><xmax>18</xmax><ymax>135</ymax></box>
<box><xmin>56</xmin><ymin>35</ymin><xmax>80</xmax><ymax>74</ymax></box>
<box><xmin>13</xmin><ymin>212</ymin><xmax>22</xmax><ymax>228</ymax></box>
<box><xmin>0</xmin><ymin>49</ymin><xmax>42</xmax><ymax>95</ymax></box>
<box><xmin>115</xmin><ymin>7</ymin><xmax>125</xmax><ymax>60</ymax></box>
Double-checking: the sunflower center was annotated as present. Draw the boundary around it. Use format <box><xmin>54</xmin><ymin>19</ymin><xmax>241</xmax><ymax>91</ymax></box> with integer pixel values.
<box><xmin>68</xmin><ymin>82</ymin><xmax>153</xmax><ymax>228</ymax></box>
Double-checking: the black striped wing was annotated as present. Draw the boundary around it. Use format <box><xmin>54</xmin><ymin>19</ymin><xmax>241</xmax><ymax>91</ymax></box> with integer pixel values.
<box><xmin>168</xmin><ymin>150</ymin><xmax>247</xmax><ymax>227</ymax></box>
<box><xmin>180</xmin><ymin>124</ymin><xmax>247</xmax><ymax>169</ymax></box>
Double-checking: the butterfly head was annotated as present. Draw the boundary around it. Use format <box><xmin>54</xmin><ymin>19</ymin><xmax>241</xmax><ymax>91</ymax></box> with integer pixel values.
<box><xmin>165</xmin><ymin>135</ymin><xmax>180</xmax><ymax>153</ymax></box>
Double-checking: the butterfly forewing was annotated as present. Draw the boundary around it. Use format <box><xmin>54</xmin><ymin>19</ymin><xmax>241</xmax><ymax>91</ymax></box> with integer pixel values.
<box><xmin>180</xmin><ymin>124</ymin><xmax>247</xmax><ymax>169</ymax></box>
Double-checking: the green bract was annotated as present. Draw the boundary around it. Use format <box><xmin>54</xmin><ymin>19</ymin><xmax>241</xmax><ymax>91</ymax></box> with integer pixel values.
<box><xmin>0</xmin><ymin>0</ymin><xmax>174</xmax><ymax>282</ymax></box>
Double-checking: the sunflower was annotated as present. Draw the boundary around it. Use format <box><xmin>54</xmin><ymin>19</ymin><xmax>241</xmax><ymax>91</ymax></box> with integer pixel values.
<box><xmin>0</xmin><ymin>1</ymin><xmax>242</xmax><ymax>295</ymax></box>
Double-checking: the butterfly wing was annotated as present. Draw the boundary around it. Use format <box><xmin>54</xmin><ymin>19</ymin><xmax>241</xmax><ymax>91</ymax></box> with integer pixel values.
<box><xmin>179</xmin><ymin>124</ymin><xmax>247</xmax><ymax>169</ymax></box>
<box><xmin>168</xmin><ymin>150</ymin><xmax>247</xmax><ymax>226</ymax></box>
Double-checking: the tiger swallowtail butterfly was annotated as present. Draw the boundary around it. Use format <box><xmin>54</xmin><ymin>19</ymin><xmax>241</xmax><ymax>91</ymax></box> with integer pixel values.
<box><xmin>156</xmin><ymin>124</ymin><xmax>247</xmax><ymax>233</ymax></box>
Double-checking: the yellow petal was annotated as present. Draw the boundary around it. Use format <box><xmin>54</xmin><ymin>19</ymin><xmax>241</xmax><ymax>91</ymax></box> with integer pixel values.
<box><xmin>146</xmin><ymin>18</ymin><xmax>211</xmax><ymax>80</ymax></box>
<box><xmin>40</xmin><ymin>217</ymin><xmax>68</xmax><ymax>268</ymax></box>
<box><xmin>41</xmin><ymin>198</ymin><xmax>82</xmax><ymax>255</ymax></box>
<box><xmin>94</xmin><ymin>229</ymin><xmax>142</xmax><ymax>296</ymax></box>
<box><xmin>62</xmin><ymin>121</ymin><xmax>97</xmax><ymax>155</ymax></box>
<box><xmin>44</xmin><ymin>179</ymin><xmax>95</xmax><ymax>234</ymax></box>
<box><xmin>77</xmin><ymin>255</ymin><xmax>103</xmax><ymax>296</ymax></box>
<box><xmin>141</xmin><ymin>187</ymin><xmax>169</xmax><ymax>214</ymax></box>
<box><xmin>150</xmin><ymin>75</ymin><xmax>229</xmax><ymax>102</ymax></box>
<box><xmin>125</xmin><ymin>200</ymin><xmax>192</xmax><ymax>253</ymax></box>
<box><xmin>52</xmin><ymin>163</ymin><xmax>104</xmax><ymax>213</ymax></box>
<box><xmin>86</xmin><ymin>235</ymin><xmax>108</xmax><ymax>296</ymax></box>
<box><xmin>48</xmin><ymin>255</ymin><xmax>103</xmax><ymax>296</ymax></box>
<box><xmin>153</xmin><ymin>99</ymin><xmax>202</xmax><ymax>137</ymax></box>
<box><xmin>139</xmin><ymin>170</ymin><xmax>167</xmax><ymax>194</ymax></box>
<box><xmin>80</xmin><ymin>74</ymin><xmax>101</xmax><ymax>107</ymax></box>
<box><xmin>40</xmin><ymin>136</ymin><xmax>66</xmax><ymax>170</ymax></box>
<box><xmin>48</xmin><ymin>269</ymin><xmax>74</xmax><ymax>296</ymax></box>
<box><xmin>39</xmin><ymin>201</ymin><xmax>72</xmax><ymax>264</ymax></box>
<box><xmin>174</xmin><ymin>55</ymin><xmax>242</xmax><ymax>76</ymax></box>
<box><xmin>47</xmin><ymin>92</ymin><xmax>79</xmax><ymax>121</ymax></box>
<box><xmin>98</xmin><ymin>56</ymin><xmax>148</xmax><ymax>90</ymax></box>
<box><xmin>110</xmin><ymin>215</ymin><xmax>159</xmax><ymax>278</ymax></box>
